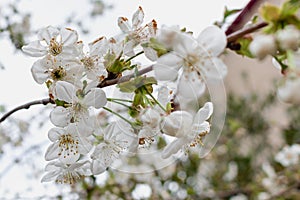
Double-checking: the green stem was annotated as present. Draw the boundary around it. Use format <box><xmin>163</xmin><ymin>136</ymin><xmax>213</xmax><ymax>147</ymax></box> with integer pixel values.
<box><xmin>107</xmin><ymin>98</ymin><xmax>133</xmax><ymax>103</ymax></box>
<box><xmin>125</xmin><ymin>51</ymin><xmax>144</xmax><ymax>62</ymax></box>
<box><xmin>145</xmin><ymin>89</ymin><xmax>167</xmax><ymax>112</ymax></box>
<box><xmin>103</xmin><ymin>106</ymin><xmax>133</xmax><ymax>126</ymax></box>
<box><xmin>107</xmin><ymin>99</ymin><xmax>131</xmax><ymax>109</ymax></box>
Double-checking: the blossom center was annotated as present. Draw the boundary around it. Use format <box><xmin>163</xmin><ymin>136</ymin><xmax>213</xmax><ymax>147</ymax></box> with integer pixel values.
<box><xmin>51</xmin><ymin>66</ymin><xmax>66</xmax><ymax>80</ymax></box>
<box><xmin>58</xmin><ymin>134</ymin><xmax>79</xmax><ymax>157</ymax></box>
<box><xmin>56</xmin><ymin>171</ymin><xmax>82</xmax><ymax>184</ymax></box>
<box><xmin>49</xmin><ymin>38</ymin><xmax>62</xmax><ymax>56</ymax></box>
<box><xmin>184</xmin><ymin>53</ymin><xmax>200</xmax><ymax>67</ymax></box>
<box><xmin>81</xmin><ymin>57</ymin><xmax>95</xmax><ymax>70</ymax></box>
<box><xmin>189</xmin><ymin>130</ymin><xmax>209</xmax><ymax>147</ymax></box>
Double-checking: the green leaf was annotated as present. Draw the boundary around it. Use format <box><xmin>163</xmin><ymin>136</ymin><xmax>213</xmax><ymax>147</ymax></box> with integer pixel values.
<box><xmin>281</xmin><ymin>0</ymin><xmax>300</xmax><ymax>18</ymax></box>
<box><xmin>223</xmin><ymin>6</ymin><xmax>241</xmax><ymax>21</ymax></box>
<box><xmin>117</xmin><ymin>76</ymin><xmax>157</xmax><ymax>93</ymax></box>
<box><xmin>235</xmin><ymin>37</ymin><xmax>254</xmax><ymax>58</ymax></box>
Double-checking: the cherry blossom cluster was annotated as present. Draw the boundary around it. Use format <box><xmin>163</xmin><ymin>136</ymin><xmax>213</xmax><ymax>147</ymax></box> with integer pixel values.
<box><xmin>22</xmin><ymin>7</ymin><xmax>227</xmax><ymax>184</ymax></box>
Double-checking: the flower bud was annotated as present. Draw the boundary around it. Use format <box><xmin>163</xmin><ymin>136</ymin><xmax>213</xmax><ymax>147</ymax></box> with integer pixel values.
<box><xmin>249</xmin><ymin>35</ymin><xmax>277</xmax><ymax>60</ymax></box>
<box><xmin>276</xmin><ymin>26</ymin><xmax>300</xmax><ymax>51</ymax></box>
<box><xmin>277</xmin><ymin>75</ymin><xmax>300</xmax><ymax>104</ymax></box>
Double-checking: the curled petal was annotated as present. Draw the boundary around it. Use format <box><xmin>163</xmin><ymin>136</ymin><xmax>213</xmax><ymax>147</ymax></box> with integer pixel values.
<box><xmin>193</xmin><ymin>102</ymin><xmax>213</xmax><ymax>124</ymax></box>
<box><xmin>162</xmin><ymin>111</ymin><xmax>193</xmax><ymax>137</ymax></box>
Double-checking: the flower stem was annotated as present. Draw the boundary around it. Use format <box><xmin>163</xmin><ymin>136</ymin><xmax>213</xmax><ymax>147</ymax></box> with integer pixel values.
<box><xmin>103</xmin><ymin>106</ymin><xmax>133</xmax><ymax>126</ymax></box>
<box><xmin>107</xmin><ymin>98</ymin><xmax>133</xmax><ymax>103</ymax></box>
<box><xmin>145</xmin><ymin>89</ymin><xmax>167</xmax><ymax>112</ymax></box>
<box><xmin>125</xmin><ymin>51</ymin><xmax>144</xmax><ymax>62</ymax></box>
<box><xmin>107</xmin><ymin>98</ymin><xmax>131</xmax><ymax>108</ymax></box>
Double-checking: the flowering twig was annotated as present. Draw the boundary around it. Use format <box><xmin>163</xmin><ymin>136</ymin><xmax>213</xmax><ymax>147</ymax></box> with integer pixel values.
<box><xmin>0</xmin><ymin>19</ymin><xmax>270</xmax><ymax>124</ymax></box>
<box><xmin>225</xmin><ymin>0</ymin><xmax>267</xmax><ymax>35</ymax></box>
<box><xmin>0</xmin><ymin>98</ymin><xmax>52</xmax><ymax>123</ymax></box>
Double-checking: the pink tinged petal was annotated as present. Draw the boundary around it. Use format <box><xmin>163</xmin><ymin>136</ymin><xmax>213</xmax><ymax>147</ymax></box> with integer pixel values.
<box><xmin>162</xmin><ymin>111</ymin><xmax>193</xmax><ymax>137</ymax></box>
<box><xmin>31</xmin><ymin>58</ymin><xmax>51</xmax><ymax>84</ymax></box>
<box><xmin>193</xmin><ymin>102</ymin><xmax>213</xmax><ymax>124</ymax></box>
<box><xmin>37</xmin><ymin>26</ymin><xmax>60</xmax><ymax>44</ymax></box>
<box><xmin>132</xmin><ymin>6</ymin><xmax>144</xmax><ymax>29</ymax></box>
<box><xmin>197</xmin><ymin>26</ymin><xmax>226</xmax><ymax>56</ymax></box>
<box><xmin>45</xmin><ymin>142</ymin><xmax>60</xmax><ymax>161</ymax></box>
<box><xmin>60</xmin><ymin>28</ymin><xmax>78</xmax><ymax>46</ymax></box>
<box><xmin>83</xmin><ymin>88</ymin><xmax>107</xmax><ymax>108</ymax></box>
<box><xmin>118</xmin><ymin>17</ymin><xmax>131</xmax><ymax>33</ymax></box>
<box><xmin>153</xmin><ymin>53</ymin><xmax>182</xmax><ymax>81</ymax></box>
<box><xmin>177</xmin><ymin>71</ymin><xmax>206</xmax><ymax>99</ymax></box>
<box><xmin>50</xmin><ymin>106</ymin><xmax>71</xmax><ymax>127</ymax></box>
<box><xmin>48</xmin><ymin>127</ymin><xmax>65</xmax><ymax>142</ymax></box>
<box><xmin>41</xmin><ymin>170</ymin><xmax>61</xmax><ymax>182</ymax></box>
<box><xmin>161</xmin><ymin>137</ymin><xmax>189</xmax><ymax>159</ymax></box>
<box><xmin>22</xmin><ymin>41</ymin><xmax>47</xmax><ymax>57</ymax></box>
<box><xmin>54</xmin><ymin>81</ymin><xmax>77</xmax><ymax>102</ymax></box>
<box><xmin>143</xmin><ymin>47</ymin><xmax>158</xmax><ymax>61</ymax></box>
<box><xmin>91</xmin><ymin>159</ymin><xmax>106</xmax><ymax>175</ymax></box>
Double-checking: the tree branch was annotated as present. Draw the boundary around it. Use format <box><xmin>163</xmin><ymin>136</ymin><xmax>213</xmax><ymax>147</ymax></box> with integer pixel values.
<box><xmin>225</xmin><ymin>0</ymin><xmax>267</xmax><ymax>35</ymax></box>
<box><xmin>97</xmin><ymin>65</ymin><xmax>153</xmax><ymax>88</ymax></box>
<box><xmin>227</xmin><ymin>21</ymin><xmax>268</xmax><ymax>43</ymax></box>
<box><xmin>0</xmin><ymin>98</ymin><xmax>52</xmax><ymax>123</ymax></box>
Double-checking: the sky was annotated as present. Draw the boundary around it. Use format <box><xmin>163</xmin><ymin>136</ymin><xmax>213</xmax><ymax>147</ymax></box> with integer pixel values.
<box><xmin>0</xmin><ymin>0</ymin><xmax>249</xmax><ymax>198</ymax></box>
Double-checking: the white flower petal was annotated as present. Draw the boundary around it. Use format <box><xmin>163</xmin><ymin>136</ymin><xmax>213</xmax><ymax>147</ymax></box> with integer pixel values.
<box><xmin>50</xmin><ymin>106</ymin><xmax>71</xmax><ymax>127</ymax></box>
<box><xmin>41</xmin><ymin>170</ymin><xmax>61</xmax><ymax>182</ymax></box>
<box><xmin>162</xmin><ymin>111</ymin><xmax>193</xmax><ymax>137</ymax></box>
<box><xmin>22</xmin><ymin>41</ymin><xmax>47</xmax><ymax>57</ymax></box>
<box><xmin>37</xmin><ymin>26</ymin><xmax>59</xmax><ymax>44</ymax></box>
<box><xmin>118</xmin><ymin>17</ymin><xmax>131</xmax><ymax>33</ymax></box>
<box><xmin>45</xmin><ymin>142</ymin><xmax>60</xmax><ymax>161</ymax></box>
<box><xmin>132</xmin><ymin>6</ymin><xmax>144</xmax><ymax>29</ymax></box>
<box><xmin>193</xmin><ymin>102</ymin><xmax>213</xmax><ymax>124</ymax></box>
<box><xmin>31</xmin><ymin>58</ymin><xmax>51</xmax><ymax>84</ymax></box>
<box><xmin>161</xmin><ymin>137</ymin><xmax>189</xmax><ymax>159</ymax></box>
<box><xmin>48</xmin><ymin>127</ymin><xmax>65</xmax><ymax>142</ymax></box>
<box><xmin>153</xmin><ymin>53</ymin><xmax>182</xmax><ymax>81</ymax></box>
<box><xmin>89</xmin><ymin>36</ymin><xmax>108</xmax><ymax>56</ymax></box>
<box><xmin>60</xmin><ymin>28</ymin><xmax>78</xmax><ymax>46</ymax></box>
<box><xmin>91</xmin><ymin>159</ymin><xmax>106</xmax><ymax>175</ymax></box>
<box><xmin>143</xmin><ymin>47</ymin><xmax>158</xmax><ymax>61</ymax></box>
<box><xmin>59</xmin><ymin>150</ymin><xmax>80</xmax><ymax>165</ymax></box>
<box><xmin>123</xmin><ymin>40</ymin><xmax>137</xmax><ymax>57</ymax></box>
<box><xmin>83</xmin><ymin>88</ymin><xmax>107</xmax><ymax>108</ymax></box>
<box><xmin>197</xmin><ymin>26</ymin><xmax>226</xmax><ymax>56</ymax></box>
<box><xmin>277</xmin><ymin>77</ymin><xmax>300</xmax><ymax>104</ymax></box>
<box><xmin>54</xmin><ymin>81</ymin><xmax>77</xmax><ymax>102</ymax></box>
<box><xmin>177</xmin><ymin>70</ymin><xmax>206</xmax><ymax>99</ymax></box>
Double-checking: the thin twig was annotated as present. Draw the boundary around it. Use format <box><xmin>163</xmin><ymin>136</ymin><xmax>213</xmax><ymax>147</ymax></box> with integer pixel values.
<box><xmin>227</xmin><ymin>21</ymin><xmax>268</xmax><ymax>43</ymax></box>
<box><xmin>97</xmin><ymin>65</ymin><xmax>153</xmax><ymax>88</ymax></box>
<box><xmin>225</xmin><ymin>0</ymin><xmax>267</xmax><ymax>35</ymax></box>
<box><xmin>0</xmin><ymin>98</ymin><xmax>52</xmax><ymax>123</ymax></box>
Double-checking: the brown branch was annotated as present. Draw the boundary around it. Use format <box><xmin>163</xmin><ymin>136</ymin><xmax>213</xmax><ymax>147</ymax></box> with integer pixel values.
<box><xmin>225</xmin><ymin>0</ymin><xmax>267</xmax><ymax>35</ymax></box>
<box><xmin>0</xmin><ymin>98</ymin><xmax>52</xmax><ymax>123</ymax></box>
<box><xmin>97</xmin><ymin>65</ymin><xmax>153</xmax><ymax>88</ymax></box>
<box><xmin>227</xmin><ymin>21</ymin><xmax>268</xmax><ymax>43</ymax></box>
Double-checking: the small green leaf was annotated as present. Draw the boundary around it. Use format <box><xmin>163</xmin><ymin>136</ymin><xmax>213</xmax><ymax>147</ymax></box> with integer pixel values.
<box><xmin>260</xmin><ymin>3</ymin><xmax>281</xmax><ymax>23</ymax></box>
<box><xmin>224</xmin><ymin>6</ymin><xmax>241</xmax><ymax>21</ymax></box>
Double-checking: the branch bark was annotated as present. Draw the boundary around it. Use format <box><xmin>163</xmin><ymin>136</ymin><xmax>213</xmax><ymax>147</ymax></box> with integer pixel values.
<box><xmin>0</xmin><ymin>98</ymin><xmax>52</xmax><ymax>123</ymax></box>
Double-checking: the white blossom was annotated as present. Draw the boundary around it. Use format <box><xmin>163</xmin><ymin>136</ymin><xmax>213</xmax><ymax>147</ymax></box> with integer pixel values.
<box><xmin>161</xmin><ymin>102</ymin><xmax>213</xmax><ymax>159</ymax></box>
<box><xmin>41</xmin><ymin>160</ymin><xmax>91</xmax><ymax>184</ymax></box>
<box><xmin>45</xmin><ymin>124</ymin><xmax>93</xmax><ymax>164</ymax></box>
<box><xmin>50</xmin><ymin>81</ymin><xmax>107</xmax><ymax>128</ymax></box>
<box><xmin>22</xmin><ymin>26</ymin><xmax>80</xmax><ymax>58</ymax></box>
<box><xmin>275</xmin><ymin>144</ymin><xmax>300</xmax><ymax>167</ymax></box>
<box><xmin>276</xmin><ymin>25</ymin><xmax>300</xmax><ymax>51</ymax></box>
<box><xmin>91</xmin><ymin>121</ymin><xmax>138</xmax><ymax>175</ymax></box>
